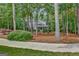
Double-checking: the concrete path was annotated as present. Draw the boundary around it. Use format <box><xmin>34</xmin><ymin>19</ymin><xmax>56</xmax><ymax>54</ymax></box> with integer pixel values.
<box><xmin>0</xmin><ymin>53</ymin><xmax>7</xmax><ymax>56</ymax></box>
<box><xmin>0</xmin><ymin>38</ymin><xmax>79</xmax><ymax>52</ymax></box>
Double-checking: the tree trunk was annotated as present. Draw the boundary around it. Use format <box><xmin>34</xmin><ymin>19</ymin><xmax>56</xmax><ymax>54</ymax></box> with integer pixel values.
<box><xmin>35</xmin><ymin>10</ymin><xmax>38</xmax><ymax>36</ymax></box>
<box><xmin>62</xmin><ymin>11</ymin><xmax>66</xmax><ymax>33</ymax></box>
<box><xmin>12</xmin><ymin>3</ymin><xmax>16</xmax><ymax>30</ymax></box>
<box><xmin>77</xmin><ymin>4</ymin><xmax>79</xmax><ymax>35</ymax></box>
<box><xmin>66</xmin><ymin>4</ymin><xmax>69</xmax><ymax>36</ymax></box>
<box><xmin>74</xmin><ymin>4</ymin><xmax>77</xmax><ymax>34</ymax></box>
<box><xmin>54</xmin><ymin>3</ymin><xmax>60</xmax><ymax>42</ymax></box>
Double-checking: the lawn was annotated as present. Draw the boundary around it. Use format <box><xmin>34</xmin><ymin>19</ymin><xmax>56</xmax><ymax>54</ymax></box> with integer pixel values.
<box><xmin>0</xmin><ymin>45</ymin><xmax>79</xmax><ymax>56</ymax></box>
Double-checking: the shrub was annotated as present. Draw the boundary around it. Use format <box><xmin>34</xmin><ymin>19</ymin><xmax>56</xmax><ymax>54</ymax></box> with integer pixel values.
<box><xmin>8</xmin><ymin>30</ymin><xmax>32</xmax><ymax>41</ymax></box>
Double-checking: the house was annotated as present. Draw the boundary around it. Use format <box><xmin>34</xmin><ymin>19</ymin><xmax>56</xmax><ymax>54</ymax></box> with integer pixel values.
<box><xmin>26</xmin><ymin>19</ymin><xmax>48</xmax><ymax>31</ymax></box>
<box><xmin>25</xmin><ymin>7</ymin><xmax>48</xmax><ymax>31</ymax></box>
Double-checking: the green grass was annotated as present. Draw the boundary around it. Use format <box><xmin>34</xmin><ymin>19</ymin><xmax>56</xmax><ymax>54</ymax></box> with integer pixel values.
<box><xmin>0</xmin><ymin>45</ymin><xmax>79</xmax><ymax>56</ymax></box>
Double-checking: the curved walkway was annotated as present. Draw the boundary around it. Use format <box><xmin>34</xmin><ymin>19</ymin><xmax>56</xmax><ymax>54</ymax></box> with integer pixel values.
<box><xmin>0</xmin><ymin>38</ymin><xmax>79</xmax><ymax>52</ymax></box>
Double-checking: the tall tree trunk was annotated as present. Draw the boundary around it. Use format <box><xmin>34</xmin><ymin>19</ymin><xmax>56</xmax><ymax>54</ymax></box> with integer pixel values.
<box><xmin>47</xmin><ymin>12</ymin><xmax>49</xmax><ymax>33</ymax></box>
<box><xmin>75</xmin><ymin>4</ymin><xmax>78</xmax><ymax>35</ymax></box>
<box><xmin>54</xmin><ymin>3</ymin><xmax>60</xmax><ymax>42</ymax></box>
<box><xmin>28</xmin><ymin>4</ymin><xmax>33</xmax><ymax>33</ymax></box>
<box><xmin>77</xmin><ymin>4</ymin><xmax>79</xmax><ymax>35</ymax></box>
<box><xmin>62</xmin><ymin>11</ymin><xmax>66</xmax><ymax>34</ymax></box>
<box><xmin>74</xmin><ymin>4</ymin><xmax>77</xmax><ymax>34</ymax></box>
<box><xmin>12</xmin><ymin>3</ymin><xmax>16</xmax><ymax>30</ymax></box>
<box><xmin>65</xmin><ymin>4</ymin><xmax>69</xmax><ymax>36</ymax></box>
<box><xmin>61</xmin><ymin>4</ymin><xmax>65</xmax><ymax>34</ymax></box>
<box><xmin>35</xmin><ymin>10</ymin><xmax>38</xmax><ymax>36</ymax></box>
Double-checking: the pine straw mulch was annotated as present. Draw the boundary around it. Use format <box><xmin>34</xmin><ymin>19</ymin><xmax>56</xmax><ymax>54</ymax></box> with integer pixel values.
<box><xmin>0</xmin><ymin>29</ymin><xmax>12</xmax><ymax>39</ymax></box>
<box><xmin>32</xmin><ymin>32</ymin><xmax>79</xmax><ymax>43</ymax></box>
<box><xmin>0</xmin><ymin>31</ymin><xmax>79</xmax><ymax>43</ymax></box>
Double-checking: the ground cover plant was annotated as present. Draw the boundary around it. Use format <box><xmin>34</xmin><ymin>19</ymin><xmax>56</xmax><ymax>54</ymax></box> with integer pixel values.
<box><xmin>8</xmin><ymin>30</ymin><xmax>32</xmax><ymax>41</ymax></box>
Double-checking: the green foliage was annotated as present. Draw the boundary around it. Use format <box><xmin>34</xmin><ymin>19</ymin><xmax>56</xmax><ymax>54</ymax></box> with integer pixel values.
<box><xmin>0</xmin><ymin>3</ymin><xmax>78</xmax><ymax>33</ymax></box>
<box><xmin>8</xmin><ymin>30</ymin><xmax>32</xmax><ymax>41</ymax></box>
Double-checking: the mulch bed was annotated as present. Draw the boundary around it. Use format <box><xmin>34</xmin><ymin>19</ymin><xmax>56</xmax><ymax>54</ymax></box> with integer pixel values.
<box><xmin>0</xmin><ymin>29</ymin><xmax>12</xmax><ymax>39</ymax></box>
<box><xmin>0</xmin><ymin>30</ymin><xmax>79</xmax><ymax>43</ymax></box>
<box><xmin>0</xmin><ymin>29</ymin><xmax>12</xmax><ymax>35</ymax></box>
<box><xmin>32</xmin><ymin>32</ymin><xmax>79</xmax><ymax>43</ymax></box>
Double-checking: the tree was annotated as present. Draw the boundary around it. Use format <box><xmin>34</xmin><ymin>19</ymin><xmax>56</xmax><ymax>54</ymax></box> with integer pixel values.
<box><xmin>54</xmin><ymin>3</ymin><xmax>60</xmax><ymax>42</ymax></box>
<box><xmin>66</xmin><ymin>4</ymin><xmax>69</xmax><ymax>35</ymax></box>
<box><xmin>12</xmin><ymin>3</ymin><xmax>16</xmax><ymax>30</ymax></box>
<box><xmin>77</xmin><ymin>4</ymin><xmax>79</xmax><ymax>35</ymax></box>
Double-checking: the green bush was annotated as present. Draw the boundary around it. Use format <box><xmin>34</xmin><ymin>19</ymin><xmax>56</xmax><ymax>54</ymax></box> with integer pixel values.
<box><xmin>8</xmin><ymin>30</ymin><xmax>32</xmax><ymax>41</ymax></box>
